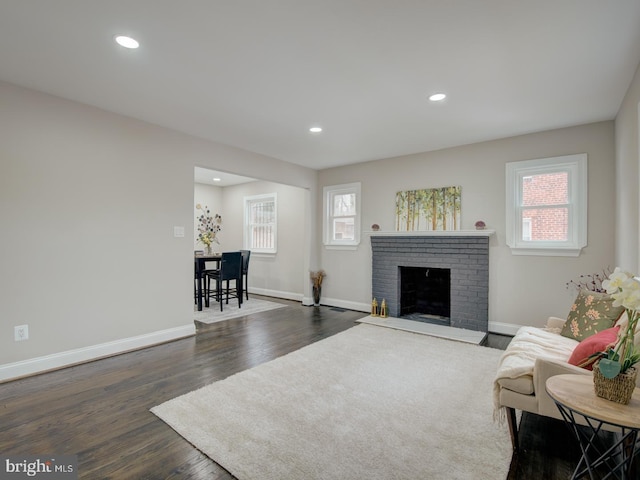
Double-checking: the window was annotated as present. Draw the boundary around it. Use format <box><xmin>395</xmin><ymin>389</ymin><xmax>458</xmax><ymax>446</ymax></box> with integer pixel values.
<box><xmin>522</xmin><ymin>218</ymin><xmax>532</xmax><ymax>241</ymax></box>
<box><xmin>506</xmin><ymin>154</ymin><xmax>587</xmax><ymax>256</ymax></box>
<box><xmin>323</xmin><ymin>182</ymin><xmax>361</xmax><ymax>248</ymax></box>
<box><xmin>244</xmin><ymin>193</ymin><xmax>277</xmax><ymax>254</ymax></box>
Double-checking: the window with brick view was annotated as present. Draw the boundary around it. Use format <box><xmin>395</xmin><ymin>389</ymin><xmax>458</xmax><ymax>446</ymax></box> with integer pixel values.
<box><xmin>506</xmin><ymin>154</ymin><xmax>587</xmax><ymax>257</ymax></box>
<box><xmin>521</xmin><ymin>172</ymin><xmax>569</xmax><ymax>241</ymax></box>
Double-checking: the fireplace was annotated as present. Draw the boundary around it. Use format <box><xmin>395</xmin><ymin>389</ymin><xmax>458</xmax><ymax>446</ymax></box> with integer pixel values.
<box><xmin>400</xmin><ymin>266</ymin><xmax>451</xmax><ymax>324</ymax></box>
<box><xmin>371</xmin><ymin>234</ymin><xmax>489</xmax><ymax>331</ymax></box>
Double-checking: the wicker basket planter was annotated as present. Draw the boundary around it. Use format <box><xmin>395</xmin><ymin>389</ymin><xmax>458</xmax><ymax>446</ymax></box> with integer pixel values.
<box><xmin>593</xmin><ymin>364</ymin><xmax>638</xmax><ymax>405</ymax></box>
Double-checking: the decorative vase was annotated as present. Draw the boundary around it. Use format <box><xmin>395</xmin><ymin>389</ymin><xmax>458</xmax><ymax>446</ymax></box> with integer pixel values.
<box><xmin>312</xmin><ymin>286</ymin><xmax>321</xmax><ymax>306</ymax></box>
<box><xmin>205</xmin><ymin>244</ymin><xmax>212</xmax><ymax>255</ymax></box>
<box><xmin>593</xmin><ymin>364</ymin><xmax>638</xmax><ymax>405</ymax></box>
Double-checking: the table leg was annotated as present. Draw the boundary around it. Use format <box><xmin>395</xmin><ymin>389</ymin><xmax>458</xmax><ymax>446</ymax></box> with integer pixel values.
<box><xmin>554</xmin><ymin>400</ymin><xmax>640</xmax><ymax>480</ymax></box>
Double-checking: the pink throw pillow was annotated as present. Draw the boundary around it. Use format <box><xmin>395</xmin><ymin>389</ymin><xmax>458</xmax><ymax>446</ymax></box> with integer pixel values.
<box><xmin>568</xmin><ymin>326</ymin><xmax>620</xmax><ymax>370</ymax></box>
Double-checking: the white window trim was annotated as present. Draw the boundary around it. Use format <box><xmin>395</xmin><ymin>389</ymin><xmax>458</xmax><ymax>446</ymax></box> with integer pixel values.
<box><xmin>505</xmin><ymin>153</ymin><xmax>587</xmax><ymax>257</ymax></box>
<box><xmin>244</xmin><ymin>193</ymin><xmax>277</xmax><ymax>254</ymax></box>
<box><xmin>323</xmin><ymin>182</ymin><xmax>361</xmax><ymax>249</ymax></box>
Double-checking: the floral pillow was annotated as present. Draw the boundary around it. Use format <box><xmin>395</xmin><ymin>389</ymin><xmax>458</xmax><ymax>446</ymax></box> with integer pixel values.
<box><xmin>560</xmin><ymin>289</ymin><xmax>624</xmax><ymax>342</ymax></box>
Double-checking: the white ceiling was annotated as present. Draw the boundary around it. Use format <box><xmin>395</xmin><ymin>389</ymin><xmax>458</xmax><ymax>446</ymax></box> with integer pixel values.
<box><xmin>1</xmin><ymin>1</ymin><xmax>640</xmax><ymax>170</ymax></box>
<box><xmin>194</xmin><ymin>167</ymin><xmax>255</xmax><ymax>187</ymax></box>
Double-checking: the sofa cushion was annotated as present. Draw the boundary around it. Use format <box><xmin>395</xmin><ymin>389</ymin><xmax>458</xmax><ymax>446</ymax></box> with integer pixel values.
<box><xmin>498</xmin><ymin>375</ymin><xmax>534</xmax><ymax>395</ymax></box>
<box><xmin>567</xmin><ymin>326</ymin><xmax>620</xmax><ymax>370</ymax></box>
<box><xmin>561</xmin><ymin>289</ymin><xmax>624</xmax><ymax>341</ymax></box>
<box><xmin>494</xmin><ymin>326</ymin><xmax>578</xmax><ymax>402</ymax></box>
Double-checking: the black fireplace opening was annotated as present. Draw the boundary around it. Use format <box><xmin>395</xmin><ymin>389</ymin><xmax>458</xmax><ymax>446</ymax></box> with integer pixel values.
<box><xmin>400</xmin><ymin>266</ymin><xmax>451</xmax><ymax>325</ymax></box>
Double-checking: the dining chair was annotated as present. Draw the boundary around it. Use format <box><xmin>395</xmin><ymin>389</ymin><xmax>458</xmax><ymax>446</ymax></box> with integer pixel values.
<box><xmin>240</xmin><ymin>249</ymin><xmax>251</xmax><ymax>301</ymax></box>
<box><xmin>206</xmin><ymin>251</ymin><xmax>243</xmax><ymax>311</ymax></box>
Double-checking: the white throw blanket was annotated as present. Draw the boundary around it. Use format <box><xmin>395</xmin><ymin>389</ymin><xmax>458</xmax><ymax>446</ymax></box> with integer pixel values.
<box><xmin>493</xmin><ymin>326</ymin><xmax>578</xmax><ymax>420</ymax></box>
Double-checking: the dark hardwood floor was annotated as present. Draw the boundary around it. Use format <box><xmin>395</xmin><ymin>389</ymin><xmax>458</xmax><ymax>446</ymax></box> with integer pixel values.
<box><xmin>0</xmin><ymin>297</ymin><xmax>588</xmax><ymax>479</ymax></box>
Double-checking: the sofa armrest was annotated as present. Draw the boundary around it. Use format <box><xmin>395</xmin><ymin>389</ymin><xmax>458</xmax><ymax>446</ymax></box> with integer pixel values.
<box><xmin>545</xmin><ymin>316</ymin><xmax>567</xmax><ymax>331</ymax></box>
<box><xmin>533</xmin><ymin>355</ymin><xmax>591</xmax><ymax>418</ymax></box>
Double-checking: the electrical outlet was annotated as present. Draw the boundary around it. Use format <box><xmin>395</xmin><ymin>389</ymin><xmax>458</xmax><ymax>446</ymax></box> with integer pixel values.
<box><xmin>14</xmin><ymin>325</ymin><xmax>29</xmax><ymax>341</ymax></box>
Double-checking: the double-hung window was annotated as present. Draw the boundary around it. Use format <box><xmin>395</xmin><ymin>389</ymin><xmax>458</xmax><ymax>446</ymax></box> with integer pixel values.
<box><xmin>323</xmin><ymin>182</ymin><xmax>361</xmax><ymax>248</ymax></box>
<box><xmin>244</xmin><ymin>193</ymin><xmax>277</xmax><ymax>254</ymax></box>
<box><xmin>506</xmin><ymin>153</ymin><xmax>587</xmax><ymax>256</ymax></box>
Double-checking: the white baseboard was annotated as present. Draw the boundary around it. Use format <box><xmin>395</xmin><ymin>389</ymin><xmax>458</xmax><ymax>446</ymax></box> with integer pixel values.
<box><xmin>249</xmin><ymin>287</ymin><xmax>303</xmax><ymax>302</ymax></box>
<box><xmin>252</xmin><ymin>289</ymin><xmax>369</xmax><ymax>313</ymax></box>
<box><xmin>0</xmin><ymin>323</ymin><xmax>196</xmax><ymax>383</ymax></box>
<box><xmin>315</xmin><ymin>297</ymin><xmax>370</xmax><ymax>312</ymax></box>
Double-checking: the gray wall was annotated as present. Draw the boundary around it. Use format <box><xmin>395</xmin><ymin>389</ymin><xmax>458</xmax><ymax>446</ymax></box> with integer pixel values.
<box><xmin>0</xmin><ymin>80</ymin><xmax>316</xmax><ymax>378</ymax></box>
<box><xmin>318</xmin><ymin>122</ymin><xmax>618</xmax><ymax>333</ymax></box>
<box><xmin>615</xmin><ymin>61</ymin><xmax>640</xmax><ymax>274</ymax></box>
<box><xmin>218</xmin><ymin>180</ymin><xmax>307</xmax><ymax>299</ymax></box>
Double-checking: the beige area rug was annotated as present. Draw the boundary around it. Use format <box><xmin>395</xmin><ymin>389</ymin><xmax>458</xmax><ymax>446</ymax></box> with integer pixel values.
<box><xmin>194</xmin><ymin>298</ymin><xmax>287</xmax><ymax>324</ymax></box>
<box><xmin>151</xmin><ymin>324</ymin><xmax>511</xmax><ymax>480</ymax></box>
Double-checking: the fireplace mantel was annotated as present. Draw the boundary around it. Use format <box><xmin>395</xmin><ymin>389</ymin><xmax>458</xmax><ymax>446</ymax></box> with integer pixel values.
<box><xmin>367</xmin><ymin>229</ymin><xmax>495</xmax><ymax>237</ymax></box>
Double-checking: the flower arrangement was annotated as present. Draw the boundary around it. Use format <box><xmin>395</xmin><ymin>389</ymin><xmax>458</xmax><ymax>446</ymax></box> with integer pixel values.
<box><xmin>565</xmin><ymin>267</ymin><xmax>612</xmax><ymax>293</ymax></box>
<box><xmin>310</xmin><ymin>270</ymin><xmax>326</xmax><ymax>289</ymax></box>
<box><xmin>594</xmin><ymin>267</ymin><xmax>640</xmax><ymax>378</ymax></box>
<box><xmin>310</xmin><ymin>270</ymin><xmax>326</xmax><ymax>306</ymax></box>
<box><xmin>196</xmin><ymin>204</ymin><xmax>222</xmax><ymax>248</ymax></box>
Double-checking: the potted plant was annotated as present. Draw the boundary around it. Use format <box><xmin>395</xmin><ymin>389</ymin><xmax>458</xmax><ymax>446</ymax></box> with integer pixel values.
<box><xmin>310</xmin><ymin>270</ymin><xmax>326</xmax><ymax>306</ymax></box>
<box><xmin>196</xmin><ymin>204</ymin><xmax>222</xmax><ymax>253</ymax></box>
<box><xmin>591</xmin><ymin>268</ymin><xmax>640</xmax><ymax>403</ymax></box>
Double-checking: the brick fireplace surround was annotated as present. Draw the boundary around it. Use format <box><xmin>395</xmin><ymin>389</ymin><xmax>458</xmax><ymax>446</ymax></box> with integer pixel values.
<box><xmin>371</xmin><ymin>233</ymin><xmax>491</xmax><ymax>332</ymax></box>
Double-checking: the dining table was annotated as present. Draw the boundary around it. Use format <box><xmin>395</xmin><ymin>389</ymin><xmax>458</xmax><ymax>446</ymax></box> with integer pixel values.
<box><xmin>194</xmin><ymin>252</ymin><xmax>221</xmax><ymax>311</ymax></box>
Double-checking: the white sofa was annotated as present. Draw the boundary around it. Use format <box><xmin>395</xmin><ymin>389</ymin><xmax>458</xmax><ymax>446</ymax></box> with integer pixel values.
<box><xmin>494</xmin><ymin>314</ymin><xmax>638</xmax><ymax>451</ymax></box>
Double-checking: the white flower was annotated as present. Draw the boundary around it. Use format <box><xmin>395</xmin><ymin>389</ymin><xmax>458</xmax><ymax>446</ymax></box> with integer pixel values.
<box><xmin>603</xmin><ymin>267</ymin><xmax>640</xmax><ymax>311</ymax></box>
<box><xmin>602</xmin><ymin>267</ymin><xmax>633</xmax><ymax>294</ymax></box>
<box><xmin>196</xmin><ymin>205</ymin><xmax>222</xmax><ymax>246</ymax></box>
<box><xmin>612</xmin><ymin>278</ymin><xmax>640</xmax><ymax>311</ymax></box>
<box><xmin>600</xmin><ymin>267</ymin><xmax>640</xmax><ymax>375</ymax></box>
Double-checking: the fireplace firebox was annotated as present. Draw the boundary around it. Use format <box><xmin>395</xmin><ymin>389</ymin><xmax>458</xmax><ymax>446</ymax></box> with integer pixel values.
<box><xmin>400</xmin><ymin>267</ymin><xmax>451</xmax><ymax>324</ymax></box>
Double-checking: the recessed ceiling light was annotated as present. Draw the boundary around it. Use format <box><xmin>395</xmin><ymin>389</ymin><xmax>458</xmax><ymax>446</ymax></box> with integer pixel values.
<box><xmin>213</xmin><ymin>177</ymin><xmax>221</xmax><ymax>182</ymax></box>
<box><xmin>115</xmin><ymin>35</ymin><xmax>140</xmax><ymax>49</ymax></box>
<box><xmin>429</xmin><ymin>93</ymin><xmax>447</xmax><ymax>102</ymax></box>
<box><xmin>309</xmin><ymin>126</ymin><xmax>323</xmax><ymax>133</ymax></box>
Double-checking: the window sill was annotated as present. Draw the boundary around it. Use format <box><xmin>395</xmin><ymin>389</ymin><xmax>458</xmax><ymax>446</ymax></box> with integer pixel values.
<box><xmin>508</xmin><ymin>246</ymin><xmax>584</xmax><ymax>257</ymax></box>
<box><xmin>324</xmin><ymin>244</ymin><xmax>358</xmax><ymax>251</ymax></box>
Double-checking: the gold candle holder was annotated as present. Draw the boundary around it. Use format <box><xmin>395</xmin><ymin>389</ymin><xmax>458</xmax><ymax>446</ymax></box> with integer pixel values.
<box><xmin>371</xmin><ymin>298</ymin><xmax>379</xmax><ymax>317</ymax></box>
<box><xmin>380</xmin><ymin>299</ymin><xmax>388</xmax><ymax>318</ymax></box>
